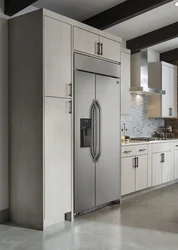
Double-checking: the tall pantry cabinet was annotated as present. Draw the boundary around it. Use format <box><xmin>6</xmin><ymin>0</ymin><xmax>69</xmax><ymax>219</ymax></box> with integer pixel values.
<box><xmin>9</xmin><ymin>10</ymin><xmax>72</xmax><ymax>230</ymax></box>
<box><xmin>9</xmin><ymin>9</ymin><xmax>122</xmax><ymax>230</ymax></box>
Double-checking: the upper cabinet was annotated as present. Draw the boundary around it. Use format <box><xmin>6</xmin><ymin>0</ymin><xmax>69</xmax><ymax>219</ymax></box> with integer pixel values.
<box><xmin>73</xmin><ymin>27</ymin><xmax>99</xmax><ymax>56</ymax></box>
<box><xmin>74</xmin><ymin>27</ymin><xmax>121</xmax><ymax>63</ymax></box>
<box><xmin>44</xmin><ymin>17</ymin><xmax>72</xmax><ymax>99</ymax></box>
<box><xmin>148</xmin><ymin>61</ymin><xmax>177</xmax><ymax>118</ymax></box>
<box><xmin>121</xmin><ymin>48</ymin><xmax>131</xmax><ymax>115</ymax></box>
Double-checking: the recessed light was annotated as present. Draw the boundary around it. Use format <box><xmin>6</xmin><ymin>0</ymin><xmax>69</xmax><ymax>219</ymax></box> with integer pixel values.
<box><xmin>175</xmin><ymin>1</ymin><xmax>178</xmax><ymax>6</ymax></box>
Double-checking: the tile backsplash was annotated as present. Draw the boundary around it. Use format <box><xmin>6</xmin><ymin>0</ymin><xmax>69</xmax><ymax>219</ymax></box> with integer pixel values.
<box><xmin>121</xmin><ymin>94</ymin><xmax>164</xmax><ymax>138</ymax></box>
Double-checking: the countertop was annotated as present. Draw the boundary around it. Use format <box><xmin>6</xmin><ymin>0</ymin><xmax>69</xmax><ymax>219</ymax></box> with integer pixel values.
<box><xmin>122</xmin><ymin>139</ymin><xmax>178</xmax><ymax>146</ymax></box>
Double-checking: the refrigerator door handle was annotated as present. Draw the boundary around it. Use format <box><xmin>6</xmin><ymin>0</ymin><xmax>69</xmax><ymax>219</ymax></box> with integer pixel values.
<box><xmin>95</xmin><ymin>100</ymin><xmax>101</xmax><ymax>162</ymax></box>
<box><xmin>90</xmin><ymin>100</ymin><xmax>97</xmax><ymax>161</ymax></box>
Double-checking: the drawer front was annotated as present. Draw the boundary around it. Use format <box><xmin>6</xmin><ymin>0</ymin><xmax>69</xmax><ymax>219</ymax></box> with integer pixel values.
<box><xmin>134</xmin><ymin>145</ymin><xmax>148</xmax><ymax>156</ymax></box>
<box><xmin>122</xmin><ymin>146</ymin><xmax>136</xmax><ymax>157</ymax></box>
<box><xmin>152</xmin><ymin>142</ymin><xmax>171</xmax><ymax>153</ymax></box>
<box><xmin>122</xmin><ymin>145</ymin><xmax>148</xmax><ymax>157</ymax></box>
<box><xmin>173</xmin><ymin>141</ymin><xmax>178</xmax><ymax>150</ymax></box>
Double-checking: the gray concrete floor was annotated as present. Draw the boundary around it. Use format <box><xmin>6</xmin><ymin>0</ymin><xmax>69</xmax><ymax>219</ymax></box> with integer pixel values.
<box><xmin>1</xmin><ymin>184</ymin><xmax>178</xmax><ymax>250</ymax></box>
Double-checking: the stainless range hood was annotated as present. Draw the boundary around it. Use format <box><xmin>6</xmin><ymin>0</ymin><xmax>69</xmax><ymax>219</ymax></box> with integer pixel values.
<box><xmin>130</xmin><ymin>49</ymin><xmax>165</xmax><ymax>95</ymax></box>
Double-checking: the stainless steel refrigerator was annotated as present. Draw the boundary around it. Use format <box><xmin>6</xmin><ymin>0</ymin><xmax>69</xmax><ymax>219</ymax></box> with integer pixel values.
<box><xmin>74</xmin><ymin>53</ymin><xmax>121</xmax><ymax>214</ymax></box>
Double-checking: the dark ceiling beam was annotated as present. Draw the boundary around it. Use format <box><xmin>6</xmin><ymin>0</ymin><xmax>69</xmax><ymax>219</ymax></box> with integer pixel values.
<box><xmin>83</xmin><ymin>0</ymin><xmax>174</xmax><ymax>30</ymax></box>
<box><xmin>127</xmin><ymin>22</ymin><xmax>178</xmax><ymax>54</ymax></box>
<box><xmin>160</xmin><ymin>49</ymin><xmax>178</xmax><ymax>63</ymax></box>
<box><xmin>5</xmin><ymin>0</ymin><xmax>37</xmax><ymax>16</ymax></box>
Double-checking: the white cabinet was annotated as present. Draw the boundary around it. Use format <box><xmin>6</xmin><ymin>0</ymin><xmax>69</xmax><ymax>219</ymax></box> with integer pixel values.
<box><xmin>99</xmin><ymin>36</ymin><xmax>121</xmax><ymax>62</ymax></box>
<box><xmin>9</xmin><ymin>10</ymin><xmax>73</xmax><ymax>230</ymax></box>
<box><xmin>173</xmin><ymin>142</ymin><xmax>178</xmax><ymax>179</ymax></box>
<box><xmin>45</xmin><ymin>17</ymin><xmax>72</xmax><ymax>98</ymax></box>
<box><xmin>74</xmin><ymin>27</ymin><xmax>121</xmax><ymax>63</ymax></box>
<box><xmin>136</xmin><ymin>155</ymin><xmax>148</xmax><ymax>191</ymax></box>
<box><xmin>152</xmin><ymin>153</ymin><xmax>162</xmax><ymax>186</ymax></box>
<box><xmin>174</xmin><ymin>150</ymin><xmax>178</xmax><ymax>179</ymax></box>
<box><xmin>162</xmin><ymin>152</ymin><xmax>171</xmax><ymax>183</ymax></box>
<box><xmin>121</xmin><ymin>49</ymin><xmax>131</xmax><ymax>115</ymax></box>
<box><xmin>148</xmin><ymin>62</ymin><xmax>177</xmax><ymax>118</ymax></box>
<box><xmin>162</xmin><ymin>65</ymin><xmax>170</xmax><ymax>117</ymax></box>
<box><xmin>121</xmin><ymin>157</ymin><xmax>135</xmax><ymax>195</ymax></box>
<box><xmin>169</xmin><ymin>67</ymin><xmax>177</xmax><ymax>117</ymax></box>
<box><xmin>74</xmin><ymin>27</ymin><xmax>99</xmax><ymax>56</ymax></box>
<box><xmin>152</xmin><ymin>143</ymin><xmax>171</xmax><ymax>186</ymax></box>
<box><xmin>45</xmin><ymin>97</ymin><xmax>72</xmax><ymax>226</ymax></box>
<box><xmin>121</xmin><ymin>145</ymin><xmax>148</xmax><ymax>196</ymax></box>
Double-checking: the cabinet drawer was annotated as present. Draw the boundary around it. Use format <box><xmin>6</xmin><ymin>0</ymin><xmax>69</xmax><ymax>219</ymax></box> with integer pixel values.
<box><xmin>152</xmin><ymin>142</ymin><xmax>171</xmax><ymax>153</ymax></box>
<box><xmin>173</xmin><ymin>141</ymin><xmax>178</xmax><ymax>150</ymax></box>
<box><xmin>122</xmin><ymin>144</ymin><xmax>148</xmax><ymax>157</ymax></box>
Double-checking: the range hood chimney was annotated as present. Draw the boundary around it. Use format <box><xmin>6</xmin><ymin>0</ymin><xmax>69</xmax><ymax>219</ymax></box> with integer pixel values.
<box><xmin>130</xmin><ymin>49</ymin><xmax>165</xmax><ymax>95</ymax></box>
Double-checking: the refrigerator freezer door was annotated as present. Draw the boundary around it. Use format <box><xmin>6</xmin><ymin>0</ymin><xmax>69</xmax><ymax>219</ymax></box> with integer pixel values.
<box><xmin>74</xmin><ymin>71</ymin><xmax>96</xmax><ymax>213</ymax></box>
<box><xmin>95</xmin><ymin>75</ymin><xmax>121</xmax><ymax>206</ymax></box>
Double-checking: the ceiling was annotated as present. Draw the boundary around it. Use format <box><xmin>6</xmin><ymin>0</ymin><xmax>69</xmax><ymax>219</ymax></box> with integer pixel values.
<box><xmin>149</xmin><ymin>38</ymin><xmax>178</xmax><ymax>53</ymax></box>
<box><xmin>34</xmin><ymin>0</ymin><xmax>126</xmax><ymax>21</ymax></box>
<box><xmin>105</xmin><ymin>0</ymin><xmax>178</xmax><ymax>41</ymax></box>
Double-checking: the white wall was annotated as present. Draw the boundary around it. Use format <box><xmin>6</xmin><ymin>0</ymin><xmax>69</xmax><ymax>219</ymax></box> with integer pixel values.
<box><xmin>0</xmin><ymin>18</ymin><xmax>8</xmax><ymax>213</ymax></box>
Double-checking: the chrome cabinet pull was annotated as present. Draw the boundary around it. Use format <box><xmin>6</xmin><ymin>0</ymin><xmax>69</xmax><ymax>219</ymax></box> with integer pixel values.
<box><xmin>160</xmin><ymin>153</ymin><xmax>164</xmax><ymax>163</ymax></box>
<box><xmin>136</xmin><ymin>157</ymin><xmax>139</xmax><ymax>168</ymax></box>
<box><xmin>97</xmin><ymin>42</ymin><xmax>100</xmax><ymax>55</ymax></box>
<box><xmin>139</xmin><ymin>149</ymin><xmax>146</xmax><ymax>152</ymax></box>
<box><xmin>176</xmin><ymin>145</ymin><xmax>178</xmax><ymax>147</ymax></box>
<box><xmin>133</xmin><ymin>157</ymin><xmax>137</xmax><ymax>168</ymax></box>
<box><xmin>68</xmin><ymin>101</ymin><xmax>72</xmax><ymax>114</ymax></box>
<box><xmin>169</xmin><ymin>108</ymin><xmax>172</xmax><ymax>116</ymax></box>
<box><xmin>100</xmin><ymin>43</ymin><xmax>103</xmax><ymax>56</ymax></box>
<box><xmin>124</xmin><ymin>150</ymin><xmax>132</xmax><ymax>154</ymax></box>
<box><xmin>66</xmin><ymin>84</ymin><xmax>72</xmax><ymax>97</ymax></box>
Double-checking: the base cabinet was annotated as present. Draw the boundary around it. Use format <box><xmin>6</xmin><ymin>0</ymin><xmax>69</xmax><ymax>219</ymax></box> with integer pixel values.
<box><xmin>152</xmin><ymin>151</ymin><xmax>171</xmax><ymax>186</ymax></box>
<box><xmin>121</xmin><ymin>155</ymin><xmax>148</xmax><ymax>196</ymax></box>
<box><xmin>121</xmin><ymin>157</ymin><xmax>135</xmax><ymax>196</ymax></box>
<box><xmin>152</xmin><ymin>153</ymin><xmax>162</xmax><ymax>186</ymax></box>
<box><xmin>174</xmin><ymin>150</ymin><xmax>178</xmax><ymax>179</ymax></box>
<box><xmin>136</xmin><ymin>155</ymin><xmax>148</xmax><ymax>191</ymax></box>
<box><xmin>162</xmin><ymin>152</ymin><xmax>171</xmax><ymax>183</ymax></box>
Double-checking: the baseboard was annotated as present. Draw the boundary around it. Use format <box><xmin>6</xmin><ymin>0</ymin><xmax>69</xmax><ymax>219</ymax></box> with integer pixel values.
<box><xmin>121</xmin><ymin>179</ymin><xmax>178</xmax><ymax>202</ymax></box>
<box><xmin>0</xmin><ymin>209</ymin><xmax>10</xmax><ymax>223</ymax></box>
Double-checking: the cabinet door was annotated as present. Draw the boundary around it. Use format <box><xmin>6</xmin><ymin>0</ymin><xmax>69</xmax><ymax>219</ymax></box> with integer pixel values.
<box><xmin>44</xmin><ymin>17</ymin><xmax>72</xmax><ymax>98</ymax></box>
<box><xmin>121</xmin><ymin>157</ymin><xmax>135</xmax><ymax>196</ymax></box>
<box><xmin>169</xmin><ymin>67</ymin><xmax>177</xmax><ymax>118</ymax></box>
<box><xmin>121</xmin><ymin>51</ymin><xmax>131</xmax><ymax>115</ymax></box>
<box><xmin>100</xmin><ymin>36</ymin><xmax>121</xmax><ymax>62</ymax></box>
<box><xmin>174</xmin><ymin>150</ymin><xmax>178</xmax><ymax>179</ymax></box>
<box><xmin>45</xmin><ymin>97</ymin><xmax>72</xmax><ymax>222</ymax></box>
<box><xmin>152</xmin><ymin>153</ymin><xmax>162</xmax><ymax>186</ymax></box>
<box><xmin>74</xmin><ymin>27</ymin><xmax>99</xmax><ymax>56</ymax></box>
<box><xmin>162</xmin><ymin>152</ymin><xmax>171</xmax><ymax>183</ymax></box>
<box><xmin>136</xmin><ymin>155</ymin><xmax>148</xmax><ymax>191</ymax></box>
<box><xmin>162</xmin><ymin>65</ymin><xmax>170</xmax><ymax>117</ymax></box>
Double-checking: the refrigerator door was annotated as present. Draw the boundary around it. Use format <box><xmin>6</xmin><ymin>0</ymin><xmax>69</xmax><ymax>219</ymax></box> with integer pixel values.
<box><xmin>74</xmin><ymin>70</ymin><xmax>96</xmax><ymax>213</ymax></box>
<box><xmin>95</xmin><ymin>75</ymin><xmax>121</xmax><ymax>206</ymax></box>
